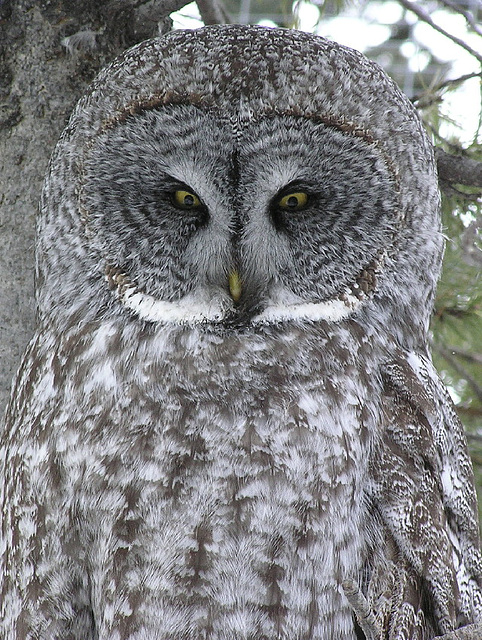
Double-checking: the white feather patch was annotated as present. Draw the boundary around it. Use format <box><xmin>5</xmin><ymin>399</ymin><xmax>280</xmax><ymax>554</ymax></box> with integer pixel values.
<box><xmin>120</xmin><ymin>286</ymin><xmax>228</xmax><ymax>324</ymax></box>
<box><xmin>252</xmin><ymin>294</ymin><xmax>362</xmax><ymax>324</ymax></box>
<box><xmin>115</xmin><ymin>281</ymin><xmax>362</xmax><ymax>325</ymax></box>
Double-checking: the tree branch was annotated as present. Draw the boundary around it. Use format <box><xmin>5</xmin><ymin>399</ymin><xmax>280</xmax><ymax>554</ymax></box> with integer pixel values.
<box><xmin>435</xmin><ymin>148</ymin><xmax>482</xmax><ymax>189</ymax></box>
<box><xmin>196</xmin><ymin>0</ymin><xmax>230</xmax><ymax>24</ymax></box>
<box><xmin>101</xmin><ymin>0</ymin><xmax>192</xmax><ymax>45</ymax></box>
<box><xmin>412</xmin><ymin>72</ymin><xmax>482</xmax><ymax>108</ymax></box>
<box><xmin>445</xmin><ymin>347</ymin><xmax>482</xmax><ymax>366</ymax></box>
<box><xmin>130</xmin><ymin>0</ymin><xmax>187</xmax><ymax>38</ymax></box>
<box><xmin>437</xmin><ymin>0</ymin><xmax>482</xmax><ymax>37</ymax></box>
<box><xmin>397</xmin><ymin>0</ymin><xmax>482</xmax><ymax>64</ymax></box>
<box><xmin>466</xmin><ymin>432</ymin><xmax>482</xmax><ymax>444</ymax></box>
<box><xmin>461</xmin><ymin>216</ymin><xmax>482</xmax><ymax>267</ymax></box>
<box><xmin>436</xmin><ymin>344</ymin><xmax>482</xmax><ymax>405</ymax></box>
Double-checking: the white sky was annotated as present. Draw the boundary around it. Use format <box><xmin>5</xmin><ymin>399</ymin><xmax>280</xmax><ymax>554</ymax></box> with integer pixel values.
<box><xmin>171</xmin><ymin>1</ymin><xmax>482</xmax><ymax>146</ymax></box>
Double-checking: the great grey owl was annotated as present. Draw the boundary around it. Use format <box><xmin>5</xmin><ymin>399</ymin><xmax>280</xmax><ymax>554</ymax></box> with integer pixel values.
<box><xmin>1</xmin><ymin>24</ymin><xmax>482</xmax><ymax>640</ymax></box>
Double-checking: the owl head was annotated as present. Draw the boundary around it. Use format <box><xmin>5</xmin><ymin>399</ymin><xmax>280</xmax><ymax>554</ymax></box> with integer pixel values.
<box><xmin>38</xmin><ymin>25</ymin><xmax>442</xmax><ymax>347</ymax></box>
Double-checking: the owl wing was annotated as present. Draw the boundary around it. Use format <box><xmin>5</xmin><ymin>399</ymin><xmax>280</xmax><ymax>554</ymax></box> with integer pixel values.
<box><xmin>0</xmin><ymin>336</ymin><xmax>95</xmax><ymax>638</ymax></box>
<box><xmin>360</xmin><ymin>350</ymin><xmax>482</xmax><ymax>639</ymax></box>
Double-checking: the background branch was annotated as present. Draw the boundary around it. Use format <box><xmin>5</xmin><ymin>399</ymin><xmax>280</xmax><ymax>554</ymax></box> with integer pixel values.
<box><xmin>461</xmin><ymin>216</ymin><xmax>482</xmax><ymax>267</ymax></box>
<box><xmin>397</xmin><ymin>0</ymin><xmax>482</xmax><ymax>64</ymax></box>
<box><xmin>196</xmin><ymin>0</ymin><xmax>230</xmax><ymax>24</ymax></box>
<box><xmin>445</xmin><ymin>347</ymin><xmax>482</xmax><ymax>366</ymax></box>
<box><xmin>412</xmin><ymin>72</ymin><xmax>482</xmax><ymax>108</ymax></box>
<box><xmin>436</xmin><ymin>345</ymin><xmax>482</xmax><ymax>405</ymax></box>
<box><xmin>437</xmin><ymin>0</ymin><xmax>482</xmax><ymax>37</ymax></box>
<box><xmin>435</xmin><ymin>148</ymin><xmax>482</xmax><ymax>189</ymax></box>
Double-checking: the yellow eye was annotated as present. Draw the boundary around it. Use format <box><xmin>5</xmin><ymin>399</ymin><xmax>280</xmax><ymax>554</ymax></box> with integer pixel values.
<box><xmin>278</xmin><ymin>191</ymin><xmax>308</xmax><ymax>210</ymax></box>
<box><xmin>173</xmin><ymin>189</ymin><xmax>201</xmax><ymax>209</ymax></box>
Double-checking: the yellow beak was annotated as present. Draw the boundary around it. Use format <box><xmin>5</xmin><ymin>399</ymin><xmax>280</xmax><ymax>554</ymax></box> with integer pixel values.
<box><xmin>228</xmin><ymin>270</ymin><xmax>242</xmax><ymax>303</ymax></box>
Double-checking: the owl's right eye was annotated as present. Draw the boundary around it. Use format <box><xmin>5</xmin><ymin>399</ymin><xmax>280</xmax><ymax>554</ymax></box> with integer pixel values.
<box><xmin>172</xmin><ymin>189</ymin><xmax>202</xmax><ymax>210</ymax></box>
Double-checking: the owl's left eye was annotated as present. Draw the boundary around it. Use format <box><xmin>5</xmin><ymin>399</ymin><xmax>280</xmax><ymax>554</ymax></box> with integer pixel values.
<box><xmin>172</xmin><ymin>189</ymin><xmax>202</xmax><ymax>210</ymax></box>
<box><xmin>277</xmin><ymin>191</ymin><xmax>309</xmax><ymax>211</ymax></box>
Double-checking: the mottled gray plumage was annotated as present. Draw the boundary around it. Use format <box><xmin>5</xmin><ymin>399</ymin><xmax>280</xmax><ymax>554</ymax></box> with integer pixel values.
<box><xmin>1</xmin><ymin>24</ymin><xmax>482</xmax><ymax>639</ymax></box>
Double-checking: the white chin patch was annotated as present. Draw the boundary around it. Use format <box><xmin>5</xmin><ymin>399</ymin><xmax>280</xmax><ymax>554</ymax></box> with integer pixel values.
<box><xmin>112</xmin><ymin>279</ymin><xmax>363</xmax><ymax>326</ymax></box>
<box><xmin>251</xmin><ymin>294</ymin><xmax>362</xmax><ymax>324</ymax></box>
<box><xmin>119</xmin><ymin>286</ymin><xmax>230</xmax><ymax>324</ymax></box>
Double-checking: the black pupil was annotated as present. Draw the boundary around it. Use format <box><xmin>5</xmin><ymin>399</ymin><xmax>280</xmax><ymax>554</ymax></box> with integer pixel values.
<box><xmin>184</xmin><ymin>194</ymin><xmax>195</xmax><ymax>207</ymax></box>
<box><xmin>286</xmin><ymin>196</ymin><xmax>299</xmax><ymax>209</ymax></box>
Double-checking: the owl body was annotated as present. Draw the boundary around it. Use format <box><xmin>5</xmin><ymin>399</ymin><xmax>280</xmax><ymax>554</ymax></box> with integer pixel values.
<box><xmin>5</xmin><ymin>315</ymin><xmax>386</xmax><ymax>638</ymax></box>
<box><xmin>2</xmin><ymin>24</ymin><xmax>482</xmax><ymax>640</ymax></box>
